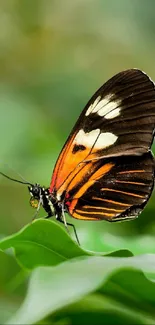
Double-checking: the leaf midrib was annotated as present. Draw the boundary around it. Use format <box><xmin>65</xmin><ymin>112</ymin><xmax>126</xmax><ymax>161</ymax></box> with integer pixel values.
<box><xmin>1</xmin><ymin>239</ymin><xmax>68</xmax><ymax>261</ymax></box>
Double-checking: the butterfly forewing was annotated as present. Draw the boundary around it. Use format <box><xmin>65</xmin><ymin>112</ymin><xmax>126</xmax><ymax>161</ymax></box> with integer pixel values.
<box><xmin>49</xmin><ymin>69</ymin><xmax>155</xmax><ymax>222</ymax></box>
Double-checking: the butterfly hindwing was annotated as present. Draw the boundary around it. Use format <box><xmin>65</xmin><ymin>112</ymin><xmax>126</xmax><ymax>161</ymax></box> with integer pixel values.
<box><xmin>67</xmin><ymin>152</ymin><xmax>154</xmax><ymax>221</ymax></box>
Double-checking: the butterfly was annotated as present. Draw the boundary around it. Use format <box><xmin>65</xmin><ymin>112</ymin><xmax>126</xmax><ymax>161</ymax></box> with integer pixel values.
<box><xmin>1</xmin><ymin>69</ymin><xmax>155</xmax><ymax>244</ymax></box>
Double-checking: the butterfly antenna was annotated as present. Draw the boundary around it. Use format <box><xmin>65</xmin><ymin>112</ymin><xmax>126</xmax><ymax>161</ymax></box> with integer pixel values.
<box><xmin>0</xmin><ymin>171</ymin><xmax>32</xmax><ymax>186</ymax></box>
<box><xmin>2</xmin><ymin>163</ymin><xmax>32</xmax><ymax>184</ymax></box>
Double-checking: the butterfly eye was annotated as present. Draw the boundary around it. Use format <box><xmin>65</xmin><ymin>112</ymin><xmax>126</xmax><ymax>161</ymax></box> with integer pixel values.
<box><xmin>33</xmin><ymin>187</ymin><xmax>40</xmax><ymax>196</ymax></box>
<box><xmin>28</xmin><ymin>184</ymin><xmax>41</xmax><ymax>198</ymax></box>
<box><xmin>29</xmin><ymin>197</ymin><xmax>39</xmax><ymax>209</ymax></box>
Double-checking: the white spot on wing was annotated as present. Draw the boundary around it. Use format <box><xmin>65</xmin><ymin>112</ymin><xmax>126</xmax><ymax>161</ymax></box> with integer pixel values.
<box><xmin>98</xmin><ymin>100</ymin><xmax>119</xmax><ymax>117</ymax></box>
<box><xmin>94</xmin><ymin>132</ymin><xmax>117</xmax><ymax>149</ymax></box>
<box><xmin>105</xmin><ymin>107</ymin><xmax>120</xmax><ymax>119</ymax></box>
<box><xmin>74</xmin><ymin>129</ymin><xmax>100</xmax><ymax>147</ymax></box>
<box><xmin>85</xmin><ymin>94</ymin><xmax>121</xmax><ymax>119</ymax></box>
<box><xmin>93</xmin><ymin>96</ymin><xmax>112</xmax><ymax>115</ymax></box>
<box><xmin>74</xmin><ymin>129</ymin><xmax>117</xmax><ymax>149</ymax></box>
<box><xmin>85</xmin><ymin>96</ymin><xmax>101</xmax><ymax>116</ymax></box>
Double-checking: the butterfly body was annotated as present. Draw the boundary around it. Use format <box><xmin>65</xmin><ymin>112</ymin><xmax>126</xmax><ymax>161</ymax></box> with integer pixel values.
<box><xmin>26</xmin><ymin>69</ymin><xmax>155</xmax><ymax>240</ymax></box>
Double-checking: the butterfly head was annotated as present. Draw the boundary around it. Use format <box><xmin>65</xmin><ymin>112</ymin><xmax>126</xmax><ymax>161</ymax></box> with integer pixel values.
<box><xmin>28</xmin><ymin>183</ymin><xmax>41</xmax><ymax>198</ymax></box>
<box><xmin>28</xmin><ymin>184</ymin><xmax>55</xmax><ymax>217</ymax></box>
<box><xmin>28</xmin><ymin>183</ymin><xmax>41</xmax><ymax>208</ymax></box>
<box><xmin>0</xmin><ymin>170</ymin><xmax>56</xmax><ymax>218</ymax></box>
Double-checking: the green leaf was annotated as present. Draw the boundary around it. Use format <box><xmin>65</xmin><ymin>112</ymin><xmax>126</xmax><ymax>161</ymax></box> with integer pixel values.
<box><xmin>0</xmin><ymin>219</ymin><xmax>131</xmax><ymax>270</ymax></box>
<box><xmin>0</xmin><ymin>298</ymin><xmax>19</xmax><ymax>325</ymax></box>
<box><xmin>0</xmin><ymin>250</ymin><xmax>20</xmax><ymax>291</ymax></box>
<box><xmin>50</xmin><ymin>289</ymin><xmax>155</xmax><ymax>325</ymax></box>
<box><xmin>7</xmin><ymin>254</ymin><xmax>155</xmax><ymax>325</ymax></box>
<box><xmin>0</xmin><ymin>250</ymin><xmax>25</xmax><ymax>323</ymax></box>
<box><xmin>0</xmin><ymin>219</ymin><xmax>93</xmax><ymax>269</ymax></box>
<box><xmin>93</xmin><ymin>233</ymin><xmax>155</xmax><ymax>255</ymax></box>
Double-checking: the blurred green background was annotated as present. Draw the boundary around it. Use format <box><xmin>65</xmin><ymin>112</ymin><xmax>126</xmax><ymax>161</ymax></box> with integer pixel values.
<box><xmin>1</xmin><ymin>0</ymin><xmax>155</xmax><ymax>319</ymax></box>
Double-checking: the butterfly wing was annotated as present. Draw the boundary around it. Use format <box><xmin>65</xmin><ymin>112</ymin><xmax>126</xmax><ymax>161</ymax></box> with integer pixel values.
<box><xmin>66</xmin><ymin>152</ymin><xmax>154</xmax><ymax>221</ymax></box>
<box><xmin>49</xmin><ymin>69</ymin><xmax>155</xmax><ymax>220</ymax></box>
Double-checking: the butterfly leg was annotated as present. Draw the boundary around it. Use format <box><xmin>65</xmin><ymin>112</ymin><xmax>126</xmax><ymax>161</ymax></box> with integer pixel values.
<box><xmin>66</xmin><ymin>222</ymin><xmax>80</xmax><ymax>246</ymax></box>
<box><xmin>58</xmin><ymin>209</ymin><xmax>80</xmax><ymax>245</ymax></box>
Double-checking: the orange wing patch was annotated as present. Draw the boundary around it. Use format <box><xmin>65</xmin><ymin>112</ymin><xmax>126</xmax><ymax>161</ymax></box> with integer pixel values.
<box><xmin>101</xmin><ymin>188</ymin><xmax>145</xmax><ymax>198</ymax></box>
<box><xmin>71</xmin><ymin>210</ymin><xmax>100</xmax><ymax>221</ymax></box>
<box><xmin>91</xmin><ymin>197</ymin><xmax>131</xmax><ymax>207</ymax></box>
<box><xmin>50</xmin><ymin>134</ymin><xmax>75</xmax><ymax>191</ymax></box>
<box><xmin>50</xmin><ymin>128</ymin><xmax>114</xmax><ymax>197</ymax></box>
<box><xmin>68</xmin><ymin>163</ymin><xmax>114</xmax><ymax>214</ymax></box>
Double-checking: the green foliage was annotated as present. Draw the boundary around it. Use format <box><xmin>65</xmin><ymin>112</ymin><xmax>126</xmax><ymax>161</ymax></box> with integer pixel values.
<box><xmin>1</xmin><ymin>220</ymin><xmax>155</xmax><ymax>324</ymax></box>
<box><xmin>0</xmin><ymin>220</ymin><xmax>92</xmax><ymax>270</ymax></box>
